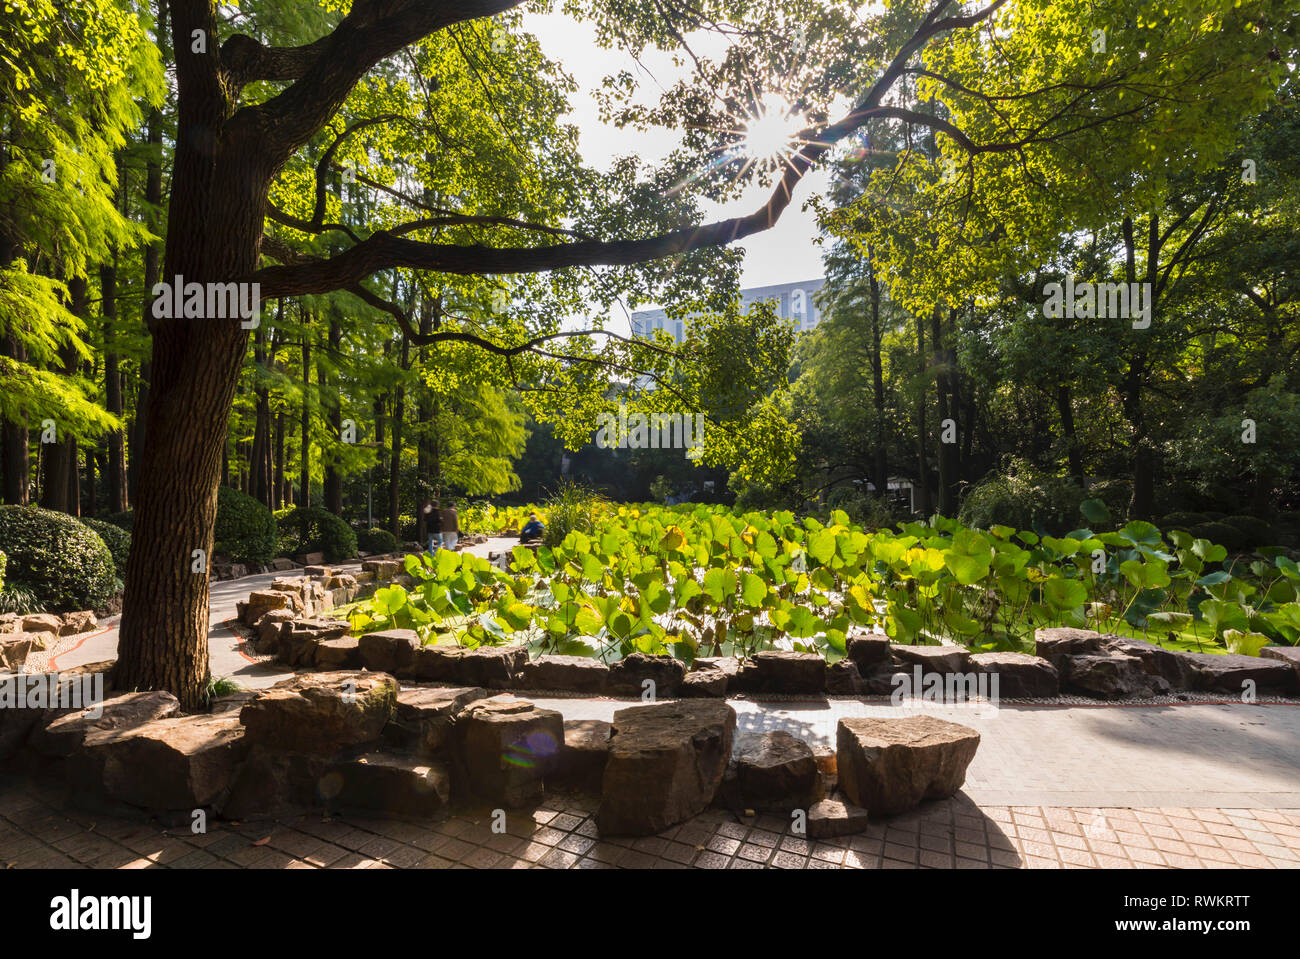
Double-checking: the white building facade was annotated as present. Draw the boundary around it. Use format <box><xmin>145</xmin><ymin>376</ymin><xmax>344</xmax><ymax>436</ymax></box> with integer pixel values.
<box><xmin>630</xmin><ymin>278</ymin><xmax>826</xmax><ymax>342</ymax></box>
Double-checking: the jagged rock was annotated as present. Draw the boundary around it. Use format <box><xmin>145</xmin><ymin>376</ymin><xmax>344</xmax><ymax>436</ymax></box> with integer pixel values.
<box><xmin>357</xmin><ymin>629</ymin><xmax>419</xmax><ymax>674</ymax></box>
<box><xmin>749</xmin><ymin>650</ymin><xmax>826</xmax><ymax>694</ymax></box>
<box><xmin>314</xmin><ymin>637</ymin><xmax>362</xmax><ymax>670</ymax></box>
<box><xmin>692</xmin><ymin>656</ymin><xmax>742</xmax><ymax>689</ymax></box>
<box><xmin>969</xmin><ymin>651</ymin><xmax>1059</xmax><ymax>698</ymax></box>
<box><xmin>34</xmin><ymin>690</ymin><xmax>180</xmax><ymax>758</ymax></box>
<box><xmin>827</xmin><ymin>659</ymin><xmax>865</xmax><ymax>695</ymax></box>
<box><xmin>304</xmin><ymin>565</ymin><xmax>331</xmax><ymax>577</ymax></box>
<box><xmin>253</xmin><ymin>608</ymin><xmax>296</xmax><ymax>655</ymax></box>
<box><xmin>552</xmin><ymin>718</ymin><xmax>611</xmax><ymax>790</ymax></box>
<box><xmin>846</xmin><ymin>632</ymin><xmax>891</xmax><ymax>669</ymax></box>
<box><xmin>606</xmin><ymin>653</ymin><xmax>687</xmax><ymax>698</ymax></box>
<box><xmin>295</xmin><ymin>551</ymin><xmax>325</xmax><ymax>566</ymax></box>
<box><xmin>0</xmin><ymin>633</ymin><xmax>46</xmax><ymax>670</ymax></box>
<box><xmin>239</xmin><ymin>589</ymin><xmax>298</xmax><ymax>626</ymax></box>
<box><xmin>807</xmin><ymin>798</ymin><xmax>870</xmax><ymax>838</ymax></box>
<box><xmin>1261</xmin><ymin>646</ymin><xmax>1300</xmax><ymax>683</ymax></box>
<box><xmin>89</xmin><ymin>712</ymin><xmax>248</xmax><ymax>811</ymax></box>
<box><xmin>407</xmin><ymin>644</ymin><xmax>527</xmax><ymax>688</ymax></box>
<box><xmin>518</xmin><ymin>655</ymin><xmax>609</xmax><ymax>693</ymax></box>
<box><xmin>239</xmin><ymin>671</ymin><xmax>397</xmax><ymax>755</ymax></box>
<box><xmin>861</xmin><ymin>664</ymin><xmax>907</xmax><ymax>695</ymax></box>
<box><xmin>1183</xmin><ymin>652</ymin><xmax>1297</xmax><ymax>694</ymax></box>
<box><xmin>362</xmin><ymin>559</ymin><xmax>400</xmax><ymax>580</ymax></box>
<box><xmin>0</xmin><ymin>613</ymin><xmax>19</xmax><ymax>634</ymax></box>
<box><xmin>271</xmin><ymin>557</ymin><xmax>300</xmax><ymax>572</ymax></box>
<box><xmin>454</xmin><ymin>698</ymin><xmax>564</xmax><ymax>807</ymax></box>
<box><xmin>596</xmin><ymin>700</ymin><xmax>735</xmax><ymax>836</ymax></box>
<box><xmin>1102</xmin><ymin>635</ymin><xmax>1197</xmax><ymax>689</ymax></box>
<box><xmin>837</xmin><ymin>715</ymin><xmax>980</xmax><ymax>816</ymax></box>
<box><xmin>209</xmin><ymin>691</ymin><xmax>258</xmax><ymax>714</ymax></box>
<box><xmin>21</xmin><ymin>613</ymin><xmax>61</xmax><ymax>635</ymax></box>
<box><xmin>324</xmin><ymin>573</ymin><xmax>358</xmax><ymax>590</ymax></box>
<box><xmin>385</xmin><ymin>685</ymin><xmax>489</xmax><ymax>756</ymax></box>
<box><xmin>217</xmin><ymin>746</ymin><xmax>328</xmax><ymax>819</ymax></box>
<box><xmin>1034</xmin><ymin>627</ymin><xmax>1105</xmax><ymax>679</ymax></box>
<box><xmin>58</xmin><ymin>611</ymin><xmax>98</xmax><ymax>636</ymax></box>
<box><xmin>326</xmin><ymin>753</ymin><xmax>452</xmax><ymax>818</ymax></box>
<box><xmin>891</xmin><ymin>643</ymin><xmax>971</xmax><ymax>675</ymax></box>
<box><xmin>1067</xmin><ymin>653</ymin><xmax>1170</xmax><ymax>699</ymax></box>
<box><xmin>729</xmin><ymin>730</ymin><xmax>819</xmax><ymax>813</ymax></box>
<box><xmin>278</xmin><ymin>618</ymin><xmax>350</xmax><ymax>666</ymax></box>
<box><xmin>681</xmin><ymin>665</ymin><xmax>728</xmax><ymax>697</ymax></box>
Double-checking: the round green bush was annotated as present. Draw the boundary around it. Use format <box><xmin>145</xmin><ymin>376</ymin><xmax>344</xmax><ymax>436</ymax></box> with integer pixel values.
<box><xmin>1220</xmin><ymin>515</ymin><xmax>1275</xmax><ymax>548</ymax></box>
<box><xmin>277</xmin><ymin>506</ymin><xmax>357</xmax><ymax>562</ymax></box>
<box><xmin>101</xmin><ymin>509</ymin><xmax>134</xmax><ymax>533</ymax></box>
<box><xmin>81</xmin><ymin>517</ymin><xmax>131</xmax><ymax>579</ymax></box>
<box><xmin>958</xmin><ymin>460</ymin><xmax>1086</xmax><ymax>534</ymax></box>
<box><xmin>0</xmin><ymin>505</ymin><xmax>116</xmax><ymax>612</ymax></box>
<box><xmin>214</xmin><ymin>486</ymin><xmax>278</xmax><ymax>566</ymax></box>
<box><xmin>1158</xmin><ymin>511</ymin><xmax>1211</xmax><ymax>532</ymax></box>
<box><xmin>356</xmin><ymin>527</ymin><xmax>398</xmax><ymax>554</ymax></box>
<box><xmin>1189</xmin><ymin>521</ymin><xmax>1247</xmax><ymax>552</ymax></box>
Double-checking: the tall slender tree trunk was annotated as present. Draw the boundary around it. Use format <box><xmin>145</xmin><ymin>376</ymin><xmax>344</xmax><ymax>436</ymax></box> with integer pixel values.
<box><xmin>102</xmin><ymin>252</ymin><xmax>128</xmax><ymax>513</ymax></box>
<box><xmin>868</xmin><ymin>266</ymin><xmax>887</xmax><ymax>500</ymax></box>
<box><xmin>389</xmin><ymin>332</ymin><xmax>409</xmax><ymax>539</ymax></box>
<box><xmin>1</xmin><ymin>329</ymin><xmax>29</xmax><ymax>505</ymax></box>
<box><xmin>273</xmin><ymin>408</ymin><xmax>285</xmax><ymax>509</ymax></box>
<box><xmin>300</xmin><ymin>311</ymin><xmax>312</xmax><ymax>509</ymax></box>
<box><xmin>323</xmin><ymin>313</ymin><xmax>343</xmax><ymax>514</ymax></box>
<box><xmin>914</xmin><ymin>311</ymin><xmax>932</xmax><ymax>517</ymax></box>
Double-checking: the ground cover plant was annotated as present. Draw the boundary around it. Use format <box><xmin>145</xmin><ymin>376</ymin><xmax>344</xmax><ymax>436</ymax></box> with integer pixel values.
<box><xmin>344</xmin><ymin>504</ymin><xmax>1300</xmax><ymax>664</ymax></box>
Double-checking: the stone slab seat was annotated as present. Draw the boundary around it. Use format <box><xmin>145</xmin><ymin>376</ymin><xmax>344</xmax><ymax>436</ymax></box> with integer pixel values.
<box><xmin>890</xmin><ymin>643</ymin><xmax>971</xmax><ymax>675</ymax></box>
<box><xmin>749</xmin><ymin>650</ymin><xmax>826</xmax><ymax>694</ymax></box>
<box><xmin>1261</xmin><ymin>646</ymin><xmax>1300</xmax><ymax>683</ymax></box>
<box><xmin>725</xmin><ymin>729</ymin><xmax>819</xmax><ymax>813</ymax></box>
<box><xmin>323</xmin><ymin>753</ymin><xmax>452</xmax><ymax>819</ymax></box>
<box><xmin>969</xmin><ymin>651</ymin><xmax>1059</xmax><ymax>698</ymax></box>
<box><xmin>836</xmin><ymin>715</ymin><xmax>980</xmax><ymax>817</ymax></box>
<box><xmin>33</xmin><ymin>690</ymin><xmax>180</xmax><ymax>758</ymax></box>
<box><xmin>596</xmin><ymin>700</ymin><xmax>736</xmax><ymax>836</ymax></box>
<box><xmin>407</xmin><ymin>644</ymin><xmax>527</xmax><ymax>687</ymax></box>
<box><xmin>1182</xmin><ymin>651</ymin><xmax>1297</xmax><ymax>693</ymax></box>
<box><xmin>606</xmin><ymin>653</ymin><xmax>686</xmax><ymax>697</ymax></box>
<box><xmin>83</xmin><ymin>712</ymin><xmax>248</xmax><ymax>812</ymax></box>
<box><xmin>551</xmin><ymin>718</ymin><xmax>612</xmax><ymax>791</ymax></box>
<box><xmin>384</xmin><ymin>685</ymin><xmax>490</xmax><ymax>756</ymax></box>
<box><xmin>1034</xmin><ymin>626</ymin><xmax>1106</xmax><ymax>679</ymax></box>
<box><xmin>453</xmin><ymin>698</ymin><xmax>564</xmax><ymax>807</ymax></box>
<box><xmin>518</xmin><ymin>655</ymin><xmax>609</xmax><ymax>693</ymax></box>
<box><xmin>239</xmin><ymin>671</ymin><xmax>398</xmax><ymax>756</ymax></box>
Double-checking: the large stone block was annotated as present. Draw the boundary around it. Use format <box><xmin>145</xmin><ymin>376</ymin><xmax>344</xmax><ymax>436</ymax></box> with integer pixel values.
<box><xmin>518</xmin><ymin>655</ymin><xmax>609</xmax><ymax>693</ymax></box>
<box><xmin>596</xmin><ymin>700</ymin><xmax>735</xmax><ymax>836</ymax></box>
<box><xmin>551</xmin><ymin>719</ymin><xmax>611</xmax><ymax>791</ymax></box>
<box><xmin>607</xmin><ymin>653</ymin><xmax>686</xmax><ymax>697</ymax></box>
<box><xmin>969</xmin><ymin>651</ymin><xmax>1059</xmax><ymax>698</ymax></box>
<box><xmin>357</xmin><ymin>629</ymin><xmax>419</xmax><ymax>674</ymax></box>
<box><xmin>891</xmin><ymin>643</ymin><xmax>971</xmax><ymax>675</ymax></box>
<box><xmin>239</xmin><ymin>672</ymin><xmax>397</xmax><ymax>755</ymax></box>
<box><xmin>1066</xmin><ymin>653</ymin><xmax>1170</xmax><ymax>699</ymax></box>
<box><xmin>837</xmin><ymin>715</ymin><xmax>980</xmax><ymax>816</ymax></box>
<box><xmin>454</xmin><ymin>698</ymin><xmax>564</xmax><ymax>807</ymax></box>
<box><xmin>807</xmin><ymin>798</ymin><xmax>870</xmax><ymax>838</ymax></box>
<box><xmin>728</xmin><ymin>730</ymin><xmax>819</xmax><ymax>813</ymax></box>
<box><xmin>407</xmin><ymin>644</ymin><xmax>527</xmax><ymax>688</ymax></box>
<box><xmin>34</xmin><ymin>690</ymin><xmax>180</xmax><ymax>758</ymax></box>
<box><xmin>325</xmin><ymin>753</ymin><xmax>452</xmax><ymax>819</ymax></box>
<box><xmin>1034</xmin><ymin>627</ymin><xmax>1105</xmax><ymax>679</ymax></box>
<box><xmin>89</xmin><ymin>712</ymin><xmax>248</xmax><ymax>811</ymax></box>
<box><xmin>314</xmin><ymin>637</ymin><xmax>362</xmax><ymax>670</ymax></box>
<box><xmin>1182</xmin><ymin>652</ymin><xmax>1297</xmax><ymax>694</ymax></box>
<box><xmin>1102</xmin><ymin>635</ymin><xmax>1197</xmax><ymax>689</ymax></box>
<box><xmin>846</xmin><ymin>632</ymin><xmax>891</xmax><ymax>669</ymax></box>
<box><xmin>385</xmin><ymin>685</ymin><xmax>489</xmax><ymax>756</ymax></box>
<box><xmin>750</xmin><ymin>650</ymin><xmax>826</xmax><ymax>694</ymax></box>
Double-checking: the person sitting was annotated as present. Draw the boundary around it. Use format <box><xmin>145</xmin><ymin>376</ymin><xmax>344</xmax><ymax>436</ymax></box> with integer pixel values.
<box><xmin>519</xmin><ymin>513</ymin><xmax>545</xmax><ymax>543</ymax></box>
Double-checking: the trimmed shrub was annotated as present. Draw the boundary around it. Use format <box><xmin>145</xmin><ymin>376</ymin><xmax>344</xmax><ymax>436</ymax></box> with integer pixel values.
<box><xmin>81</xmin><ymin>517</ymin><xmax>131</xmax><ymax>579</ymax></box>
<box><xmin>277</xmin><ymin>506</ymin><xmax>357</xmax><ymax>562</ymax></box>
<box><xmin>0</xmin><ymin>505</ymin><xmax>116</xmax><ymax>612</ymax></box>
<box><xmin>214</xmin><ymin>486</ymin><xmax>278</xmax><ymax>566</ymax></box>
<box><xmin>1221</xmin><ymin>515</ymin><xmax>1276</xmax><ymax>548</ymax></box>
<box><xmin>356</xmin><ymin>527</ymin><xmax>398</xmax><ymax>554</ymax></box>
<box><xmin>101</xmin><ymin>510</ymin><xmax>134</xmax><ymax>533</ymax></box>
<box><xmin>1190</xmin><ymin>521</ymin><xmax>1248</xmax><ymax>552</ymax></box>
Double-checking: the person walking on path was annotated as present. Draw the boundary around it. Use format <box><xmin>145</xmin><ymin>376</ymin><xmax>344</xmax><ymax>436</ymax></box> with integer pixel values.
<box><xmin>422</xmin><ymin>499</ymin><xmax>442</xmax><ymax>553</ymax></box>
<box><xmin>440</xmin><ymin>500</ymin><xmax>460</xmax><ymax>550</ymax></box>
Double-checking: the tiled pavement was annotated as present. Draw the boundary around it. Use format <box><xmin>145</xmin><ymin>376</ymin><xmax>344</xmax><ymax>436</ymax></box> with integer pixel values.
<box><xmin>2</xmin><ymin>776</ymin><xmax>1299</xmax><ymax>869</ymax></box>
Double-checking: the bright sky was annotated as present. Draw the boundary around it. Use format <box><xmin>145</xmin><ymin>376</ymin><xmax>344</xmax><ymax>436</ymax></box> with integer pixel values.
<box><xmin>522</xmin><ymin>11</ymin><xmax>834</xmax><ymax>326</ymax></box>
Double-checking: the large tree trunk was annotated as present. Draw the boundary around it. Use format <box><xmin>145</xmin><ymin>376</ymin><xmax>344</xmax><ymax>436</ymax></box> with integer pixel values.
<box><xmin>1057</xmin><ymin>384</ymin><xmax>1084</xmax><ymax>485</ymax></box>
<box><xmin>116</xmin><ymin>0</ymin><xmax>269</xmax><ymax>709</ymax></box>
<box><xmin>1</xmin><ymin>330</ymin><xmax>29</xmax><ymax>505</ymax></box>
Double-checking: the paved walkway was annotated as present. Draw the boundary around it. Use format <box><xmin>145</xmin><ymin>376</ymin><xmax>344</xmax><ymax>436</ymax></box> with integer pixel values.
<box><xmin>5</xmin><ymin>536</ymin><xmax>1299</xmax><ymax>869</ymax></box>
